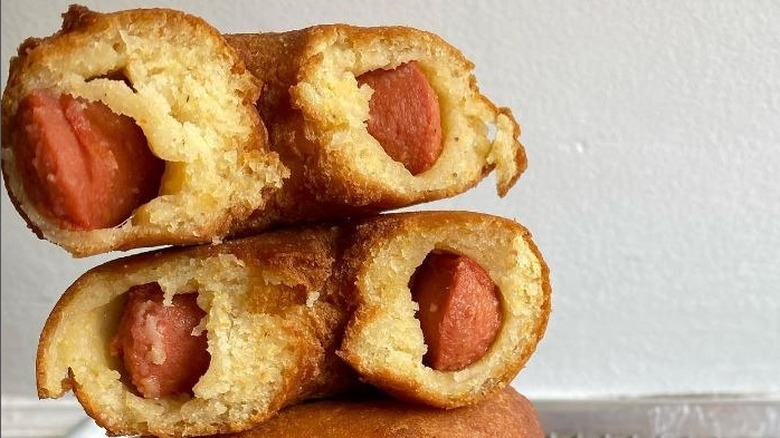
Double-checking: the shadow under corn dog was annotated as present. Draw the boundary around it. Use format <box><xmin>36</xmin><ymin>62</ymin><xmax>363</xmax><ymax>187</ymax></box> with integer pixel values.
<box><xmin>36</xmin><ymin>211</ymin><xmax>550</xmax><ymax>437</ymax></box>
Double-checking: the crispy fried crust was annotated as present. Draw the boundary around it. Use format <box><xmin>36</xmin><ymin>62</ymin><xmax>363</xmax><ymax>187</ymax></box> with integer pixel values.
<box><xmin>338</xmin><ymin>211</ymin><xmax>551</xmax><ymax>408</ymax></box>
<box><xmin>1</xmin><ymin>5</ymin><xmax>286</xmax><ymax>257</ymax></box>
<box><xmin>36</xmin><ymin>211</ymin><xmax>549</xmax><ymax>436</ymax></box>
<box><xmin>225</xmin><ymin>26</ymin><xmax>527</xmax><ymax>231</ymax></box>
<box><xmin>217</xmin><ymin>387</ymin><xmax>544</xmax><ymax>438</ymax></box>
<box><xmin>36</xmin><ymin>225</ymin><xmax>358</xmax><ymax>437</ymax></box>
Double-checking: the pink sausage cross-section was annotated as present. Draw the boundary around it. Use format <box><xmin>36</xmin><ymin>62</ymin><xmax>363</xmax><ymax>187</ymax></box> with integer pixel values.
<box><xmin>357</xmin><ymin>61</ymin><xmax>443</xmax><ymax>175</ymax></box>
<box><xmin>110</xmin><ymin>283</ymin><xmax>210</xmax><ymax>399</ymax></box>
<box><xmin>12</xmin><ymin>90</ymin><xmax>164</xmax><ymax>230</ymax></box>
<box><xmin>411</xmin><ymin>252</ymin><xmax>502</xmax><ymax>371</ymax></box>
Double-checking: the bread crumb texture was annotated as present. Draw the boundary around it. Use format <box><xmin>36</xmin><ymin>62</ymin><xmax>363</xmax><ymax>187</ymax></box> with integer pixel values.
<box><xmin>2</xmin><ymin>6</ymin><xmax>286</xmax><ymax>256</ymax></box>
<box><xmin>339</xmin><ymin>212</ymin><xmax>549</xmax><ymax>408</ymax></box>
<box><xmin>287</xmin><ymin>25</ymin><xmax>526</xmax><ymax>201</ymax></box>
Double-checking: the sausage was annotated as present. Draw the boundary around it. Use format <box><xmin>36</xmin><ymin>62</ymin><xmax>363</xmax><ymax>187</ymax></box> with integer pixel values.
<box><xmin>12</xmin><ymin>90</ymin><xmax>164</xmax><ymax>230</ymax></box>
<box><xmin>110</xmin><ymin>283</ymin><xmax>210</xmax><ymax>399</ymax></box>
<box><xmin>357</xmin><ymin>61</ymin><xmax>443</xmax><ymax>175</ymax></box>
<box><xmin>411</xmin><ymin>252</ymin><xmax>501</xmax><ymax>371</ymax></box>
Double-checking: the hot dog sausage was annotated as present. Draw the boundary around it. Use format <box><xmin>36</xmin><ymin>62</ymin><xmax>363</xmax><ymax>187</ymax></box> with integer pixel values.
<box><xmin>411</xmin><ymin>252</ymin><xmax>501</xmax><ymax>371</ymax></box>
<box><xmin>357</xmin><ymin>61</ymin><xmax>443</xmax><ymax>175</ymax></box>
<box><xmin>110</xmin><ymin>283</ymin><xmax>210</xmax><ymax>399</ymax></box>
<box><xmin>12</xmin><ymin>90</ymin><xmax>164</xmax><ymax>230</ymax></box>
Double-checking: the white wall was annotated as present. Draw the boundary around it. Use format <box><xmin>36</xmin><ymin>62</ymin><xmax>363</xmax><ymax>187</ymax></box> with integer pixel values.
<box><xmin>2</xmin><ymin>0</ymin><xmax>779</xmax><ymax>407</ymax></box>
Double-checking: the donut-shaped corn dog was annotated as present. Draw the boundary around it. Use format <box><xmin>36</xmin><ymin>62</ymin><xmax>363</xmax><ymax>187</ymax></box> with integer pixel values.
<box><xmin>218</xmin><ymin>387</ymin><xmax>543</xmax><ymax>438</ymax></box>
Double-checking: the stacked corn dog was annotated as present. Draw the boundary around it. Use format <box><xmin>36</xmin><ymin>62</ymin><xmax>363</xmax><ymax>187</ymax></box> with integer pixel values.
<box><xmin>2</xmin><ymin>5</ymin><xmax>550</xmax><ymax>438</ymax></box>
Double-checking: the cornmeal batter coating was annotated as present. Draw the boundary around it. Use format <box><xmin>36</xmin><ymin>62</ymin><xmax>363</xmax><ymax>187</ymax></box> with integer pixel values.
<box><xmin>2</xmin><ymin>6</ymin><xmax>286</xmax><ymax>256</ymax></box>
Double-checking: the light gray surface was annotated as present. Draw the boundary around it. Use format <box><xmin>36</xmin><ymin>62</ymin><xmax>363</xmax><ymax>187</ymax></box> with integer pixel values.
<box><xmin>537</xmin><ymin>397</ymin><xmax>780</xmax><ymax>438</ymax></box>
<box><xmin>64</xmin><ymin>419</ymin><xmax>105</xmax><ymax>438</ymax></box>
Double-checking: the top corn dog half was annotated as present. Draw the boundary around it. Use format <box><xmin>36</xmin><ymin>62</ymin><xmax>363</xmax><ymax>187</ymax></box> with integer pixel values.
<box><xmin>224</xmin><ymin>24</ymin><xmax>526</xmax><ymax>232</ymax></box>
<box><xmin>1</xmin><ymin>6</ymin><xmax>527</xmax><ymax>257</ymax></box>
<box><xmin>1</xmin><ymin>6</ymin><xmax>286</xmax><ymax>256</ymax></box>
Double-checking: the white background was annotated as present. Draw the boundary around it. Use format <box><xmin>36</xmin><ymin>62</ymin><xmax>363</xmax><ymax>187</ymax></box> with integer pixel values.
<box><xmin>2</xmin><ymin>0</ymin><xmax>779</xmax><ymax>420</ymax></box>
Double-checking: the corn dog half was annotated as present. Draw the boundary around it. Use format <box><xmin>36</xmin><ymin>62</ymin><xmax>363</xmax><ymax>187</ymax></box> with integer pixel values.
<box><xmin>1</xmin><ymin>6</ymin><xmax>286</xmax><ymax>256</ymax></box>
<box><xmin>228</xmin><ymin>25</ymin><xmax>528</xmax><ymax>230</ymax></box>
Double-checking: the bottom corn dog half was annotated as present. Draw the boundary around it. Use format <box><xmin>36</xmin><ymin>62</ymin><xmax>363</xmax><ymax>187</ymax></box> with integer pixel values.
<box><xmin>35</xmin><ymin>212</ymin><xmax>550</xmax><ymax>436</ymax></box>
<box><xmin>36</xmin><ymin>226</ymin><xmax>356</xmax><ymax>437</ymax></box>
<box><xmin>339</xmin><ymin>212</ymin><xmax>550</xmax><ymax>408</ymax></box>
<box><xmin>225</xmin><ymin>25</ymin><xmax>527</xmax><ymax>231</ymax></box>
